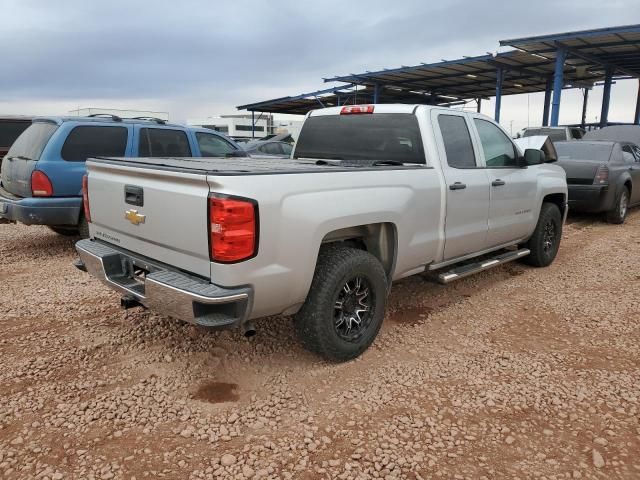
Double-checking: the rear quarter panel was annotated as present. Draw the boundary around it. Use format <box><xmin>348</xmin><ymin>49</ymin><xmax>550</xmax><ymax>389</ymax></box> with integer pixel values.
<box><xmin>207</xmin><ymin>168</ymin><xmax>442</xmax><ymax>319</ymax></box>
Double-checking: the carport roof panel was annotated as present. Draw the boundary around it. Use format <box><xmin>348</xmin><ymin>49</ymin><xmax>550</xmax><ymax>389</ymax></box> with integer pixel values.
<box><xmin>236</xmin><ymin>84</ymin><xmax>467</xmax><ymax>115</ymax></box>
<box><xmin>323</xmin><ymin>49</ymin><xmax>615</xmax><ymax>99</ymax></box>
<box><xmin>500</xmin><ymin>24</ymin><xmax>640</xmax><ymax>76</ymax></box>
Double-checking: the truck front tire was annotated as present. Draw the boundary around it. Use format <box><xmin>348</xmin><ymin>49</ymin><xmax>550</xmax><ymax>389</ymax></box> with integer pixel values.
<box><xmin>522</xmin><ymin>202</ymin><xmax>562</xmax><ymax>268</ymax></box>
<box><xmin>295</xmin><ymin>245</ymin><xmax>388</xmax><ymax>362</ymax></box>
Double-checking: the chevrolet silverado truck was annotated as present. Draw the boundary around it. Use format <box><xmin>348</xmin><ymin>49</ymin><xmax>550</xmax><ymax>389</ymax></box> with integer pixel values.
<box><xmin>75</xmin><ymin>104</ymin><xmax>568</xmax><ymax>361</ymax></box>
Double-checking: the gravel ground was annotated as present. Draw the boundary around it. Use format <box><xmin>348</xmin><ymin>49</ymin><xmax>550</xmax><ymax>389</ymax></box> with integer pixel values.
<box><xmin>1</xmin><ymin>211</ymin><xmax>639</xmax><ymax>480</ymax></box>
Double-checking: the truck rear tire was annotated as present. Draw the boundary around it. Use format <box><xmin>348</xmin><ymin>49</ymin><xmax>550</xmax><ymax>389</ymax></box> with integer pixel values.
<box><xmin>294</xmin><ymin>245</ymin><xmax>388</xmax><ymax>362</ymax></box>
<box><xmin>606</xmin><ymin>186</ymin><xmax>629</xmax><ymax>224</ymax></box>
<box><xmin>522</xmin><ymin>202</ymin><xmax>562</xmax><ymax>268</ymax></box>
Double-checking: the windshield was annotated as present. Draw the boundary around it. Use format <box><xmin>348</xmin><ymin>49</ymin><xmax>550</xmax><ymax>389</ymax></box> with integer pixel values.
<box><xmin>294</xmin><ymin>113</ymin><xmax>425</xmax><ymax>163</ymax></box>
<box><xmin>6</xmin><ymin>122</ymin><xmax>58</xmax><ymax>160</ymax></box>
<box><xmin>523</xmin><ymin>128</ymin><xmax>567</xmax><ymax>142</ymax></box>
<box><xmin>555</xmin><ymin>142</ymin><xmax>613</xmax><ymax>162</ymax></box>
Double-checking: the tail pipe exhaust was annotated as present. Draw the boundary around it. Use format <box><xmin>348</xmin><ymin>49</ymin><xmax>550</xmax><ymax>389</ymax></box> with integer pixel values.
<box><xmin>242</xmin><ymin>320</ymin><xmax>256</xmax><ymax>338</ymax></box>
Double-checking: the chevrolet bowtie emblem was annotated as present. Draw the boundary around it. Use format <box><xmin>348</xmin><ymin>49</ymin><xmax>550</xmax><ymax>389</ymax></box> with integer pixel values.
<box><xmin>125</xmin><ymin>209</ymin><xmax>146</xmax><ymax>225</ymax></box>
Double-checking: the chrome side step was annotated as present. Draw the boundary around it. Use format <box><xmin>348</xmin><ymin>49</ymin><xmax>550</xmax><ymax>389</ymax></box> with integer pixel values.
<box><xmin>437</xmin><ymin>248</ymin><xmax>530</xmax><ymax>284</ymax></box>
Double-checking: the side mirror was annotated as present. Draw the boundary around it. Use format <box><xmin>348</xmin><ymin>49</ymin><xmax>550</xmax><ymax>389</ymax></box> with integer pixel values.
<box><xmin>523</xmin><ymin>148</ymin><xmax>545</xmax><ymax>166</ymax></box>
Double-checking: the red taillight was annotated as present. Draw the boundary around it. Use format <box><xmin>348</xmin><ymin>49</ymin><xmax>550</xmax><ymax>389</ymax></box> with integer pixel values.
<box><xmin>82</xmin><ymin>175</ymin><xmax>91</xmax><ymax>222</ymax></box>
<box><xmin>209</xmin><ymin>195</ymin><xmax>257</xmax><ymax>263</ymax></box>
<box><xmin>340</xmin><ymin>105</ymin><xmax>375</xmax><ymax>115</ymax></box>
<box><xmin>593</xmin><ymin>164</ymin><xmax>609</xmax><ymax>185</ymax></box>
<box><xmin>31</xmin><ymin>171</ymin><xmax>53</xmax><ymax>197</ymax></box>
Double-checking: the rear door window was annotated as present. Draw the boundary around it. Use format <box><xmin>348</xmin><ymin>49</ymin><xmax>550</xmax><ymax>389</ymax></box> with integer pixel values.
<box><xmin>61</xmin><ymin>126</ymin><xmax>128</xmax><ymax>162</ymax></box>
<box><xmin>138</xmin><ymin>128</ymin><xmax>192</xmax><ymax>157</ymax></box>
<box><xmin>196</xmin><ymin>132</ymin><xmax>236</xmax><ymax>156</ymax></box>
<box><xmin>438</xmin><ymin>114</ymin><xmax>477</xmax><ymax>168</ymax></box>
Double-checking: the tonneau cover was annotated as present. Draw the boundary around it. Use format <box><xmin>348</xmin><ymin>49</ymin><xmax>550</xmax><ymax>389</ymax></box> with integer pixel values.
<box><xmin>88</xmin><ymin>156</ymin><xmax>425</xmax><ymax>175</ymax></box>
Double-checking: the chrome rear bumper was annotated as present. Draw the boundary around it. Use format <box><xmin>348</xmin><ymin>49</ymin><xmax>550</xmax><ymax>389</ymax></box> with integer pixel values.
<box><xmin>75</xmin><ymin>239</ymin><xmax>252</xmax><ymax>329</ymax></box>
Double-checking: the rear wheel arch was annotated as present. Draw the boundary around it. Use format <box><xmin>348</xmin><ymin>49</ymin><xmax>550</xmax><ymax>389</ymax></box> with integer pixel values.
<box><xmin>318</xmin><ymin>222</ymin><xmax>398</xmax><ymax>282</ymax></box>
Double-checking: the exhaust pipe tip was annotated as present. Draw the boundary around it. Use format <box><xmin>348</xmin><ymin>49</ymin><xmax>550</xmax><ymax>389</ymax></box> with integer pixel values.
<box><xmin>242</xmin><ymin>321</ymin><xmax>256</xmax><ymax>338</ymax></box>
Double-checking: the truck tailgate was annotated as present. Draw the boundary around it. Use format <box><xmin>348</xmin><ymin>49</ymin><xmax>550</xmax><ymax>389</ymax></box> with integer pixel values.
<box><xmin>87</xmin><ymin>160</ymin><xmax>211</xmax><ymax>278</ymax></box>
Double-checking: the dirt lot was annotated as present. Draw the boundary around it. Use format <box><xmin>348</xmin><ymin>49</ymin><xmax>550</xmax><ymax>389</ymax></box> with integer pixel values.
<box><xmin>1</xmin><ymin>212</ymin><xmax>639</xmax><ymax>480</ymax></box>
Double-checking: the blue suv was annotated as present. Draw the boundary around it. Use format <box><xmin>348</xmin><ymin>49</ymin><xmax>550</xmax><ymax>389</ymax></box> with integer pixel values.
<box><xmin>0</xmin><ymin>115</ymin><xmax>245</xmax><ymax>236</ymax></box>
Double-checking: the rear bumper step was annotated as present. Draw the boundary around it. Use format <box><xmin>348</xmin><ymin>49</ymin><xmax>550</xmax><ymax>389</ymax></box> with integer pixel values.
<box><xmin>75</xmin><ymin>239</ymin><xmax>252</xmax><ymax>329</ymax></box>
<box><xmin>437</xmin><ymin>248</ymin><xmax>530</xmax><ymax>284</ymax></box>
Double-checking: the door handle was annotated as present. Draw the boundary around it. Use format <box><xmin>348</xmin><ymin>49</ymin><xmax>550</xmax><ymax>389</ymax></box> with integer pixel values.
<box><xmin>492</xmin><ymin>179</ymin><xmax>506</xmax><ymax>187</ymax></box>
<box><xmin>449</xmin><ymin>182</ymin><xmax>467</xmax><ymax>190</ymax></box>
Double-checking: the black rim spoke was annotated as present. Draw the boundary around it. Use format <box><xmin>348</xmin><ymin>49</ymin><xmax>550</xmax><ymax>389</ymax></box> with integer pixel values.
<box><xmin>333</xmin><ymin>276</ymin><xmax>373</xmax><ymax>342</ymax></box>
<box><xmin>542</xmin><ymin>221</ymin><xmax>556</xmax><ymax>253</ymax></box>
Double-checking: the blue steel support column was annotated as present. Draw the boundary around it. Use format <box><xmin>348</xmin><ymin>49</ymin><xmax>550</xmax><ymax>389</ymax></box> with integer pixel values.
<box><xmin>581</xmin><ymin>88</ymin><xmax>589</xmax><ymax>129</ymax></box>
<box><xmin>373</xmin><ymin>84</ymin><xmax>380</xmax><ymax>104</ymax></box>
<box><xmin>634</xmin><ymin>80</ymin><xmax>640</xmax><ymax>125</ymax></box>
<box><xmin>550</xmin><ymin>46</ymin><xmax>567</xmax><ymax>127</ymax></box>
<box><xmin>494</xmin><ymin>67</ymin><xmax>504</xmax><ymax>123</ymax></box>
<box><xmin>542</xmin><ymin>76</ymin><xmax>552</xmax><ymax>126</ymax></box>
<box><xmin>600</xmin><ymin>67</ymin><xmax>614</xmax><ymax>128</ymax></box>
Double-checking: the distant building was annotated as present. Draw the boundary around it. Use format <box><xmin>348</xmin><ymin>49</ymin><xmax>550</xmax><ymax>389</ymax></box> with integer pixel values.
<box><xmin>68</xmin><ymin>107</ymin><xmax>169</xmax><ymax>121</ymax></box>
<box><xmin>188</xmin><ymin>114</ymin><xmax>304</xmax><ymax>141</ymax></box>
<box><xmin>187</xmin><ymin>114</ymin><xmax>268</xmax><ymax>139</ymax></box>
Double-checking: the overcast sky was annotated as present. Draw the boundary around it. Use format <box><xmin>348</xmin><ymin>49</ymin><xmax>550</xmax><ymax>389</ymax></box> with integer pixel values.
<box><xmin>1</xmin><ymin>0</ymin><xmax>639</xmax><ymax>131</ymax></box>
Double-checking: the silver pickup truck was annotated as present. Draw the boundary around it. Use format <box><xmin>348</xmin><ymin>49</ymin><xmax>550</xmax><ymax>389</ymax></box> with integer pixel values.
<box><xmin>76</xmin><ymin>104</ymin><xmax>567</xmax><ymax>361</ymax></box>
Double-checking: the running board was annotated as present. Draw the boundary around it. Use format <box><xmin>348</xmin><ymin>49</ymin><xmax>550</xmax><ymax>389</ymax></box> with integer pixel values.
<box><xmin>437</xmin><ymin>248</ymin><xmax>530</xmax><ymax>284</ymax></box>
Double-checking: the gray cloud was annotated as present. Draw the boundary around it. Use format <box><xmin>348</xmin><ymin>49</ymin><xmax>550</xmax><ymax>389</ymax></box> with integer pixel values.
<box><xmin>0</xmin><ymin>0</ymin><xmax>637</xmax><ymax>121</ymax></box>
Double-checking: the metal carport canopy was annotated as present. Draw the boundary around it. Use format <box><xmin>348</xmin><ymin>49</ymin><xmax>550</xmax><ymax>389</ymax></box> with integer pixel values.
<box><xmin>322</xmin><ymin>49</ymin><xmax>614</xmax><ymax>100</ymax></box>
<box><xmin>499</xmin><ymin>24</ymin><xmax>640</xmax><ymax>77</ymax></box>
<box><xmin>236</xmin><ymin>84</ymin><xmax>467</xmax><ymax>115</ymax></box>
<box><xmin>236</xmin><ymin>25</ymin><xmax>640</xmax><ymax>125</ymax></box>
<box><xmin>500</xmin><ymin>24</ymin><xmax>640</xmax><ymax>126</ymax></box>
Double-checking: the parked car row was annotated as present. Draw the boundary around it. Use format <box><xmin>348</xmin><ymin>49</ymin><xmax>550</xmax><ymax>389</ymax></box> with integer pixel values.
<box><xmin>515</xmin><ymin>124</ymin><xmax>640</xmax><ymax>224</ymax></box>
<box><xmin>555</xmin><ymin>140</ymin><xmax>640</xmax><ymax>223</ymax></box>
<box><xmin>0</xmin><ymin>115</ymin><xmax>246</xmax><ymax>236</ymax></box>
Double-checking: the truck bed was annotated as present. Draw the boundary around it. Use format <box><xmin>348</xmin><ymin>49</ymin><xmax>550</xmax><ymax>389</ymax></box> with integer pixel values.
<box><xmin>88</xmin><ymin>156</ymin><xmax>426</xmax><ymax>175</ymax></box>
